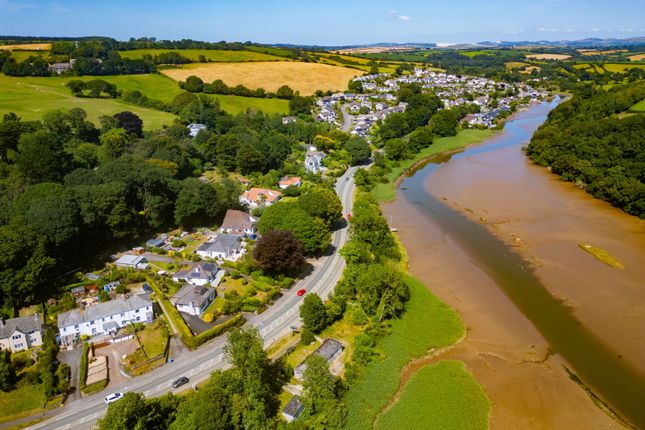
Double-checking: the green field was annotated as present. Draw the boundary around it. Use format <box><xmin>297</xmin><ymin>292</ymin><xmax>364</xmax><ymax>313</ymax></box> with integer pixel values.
<box><xmin>119</xmin><ymin>48</ymin><xmax>285</xmax><ymax>62</ymax></box>
<box><xmin>211</xmin><ymin>94</ymin><xmax>289</xmax><ymax>115</ymax></box>
<box><xmin>0</xmin><ymin>74</ymin><xmax>176</xmax><ymax>129</ymax></box>
<box><xmin>371</xmin><ymin>129</ymin><xmax>495</xmax><ymax>202</ymax></box>
<box><xmin>344</xmin><ymin>276</ymin><xmax>470</xmax><ymax>430</ymax></box>
<box><xmin>375</xmin><ymin>361</ymin><xmax>490</xmax><ymax>430</ymax></box>
<box><xmin>0</xmin><ymin>73</ymin><xmax>289</xmax><ymax>125</ymax></box>
<box><xmin>630</xmin><ymin>99</ymin><xmax>645</xmax><ymax>111</ymax></box>
<box><xmin>10</xmin><ymin>50</ymin><xmax>46</xmax><ymax>62</ymax></box>
<box><xmin>0</xmin><ymin>384</ymin><xmax>46</xmax><ymax>423</ymax></box>
<box><xmin>574</xmin><ymin>62</ymin><xmax>645</xmax><ymax>73</ymax></box>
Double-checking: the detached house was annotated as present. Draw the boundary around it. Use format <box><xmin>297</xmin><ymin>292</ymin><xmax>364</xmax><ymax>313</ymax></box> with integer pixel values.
<box><xmin>304</xmin><ymin>151</ymin><xmax>326</xmax><ymax>174</ymax></box>
<box><xmin>171</xmin><ymin>284</ymin><xmax>216</xmax><ymax>316</ymax></box>
<box><xmin>58</xmin><ymin>295</ymin><xmax>153</xmax><ymax>347</ymax></box>
<box><xmin>240</xmin><ymin>188</ymin><xmax>282</xmax><ymax>209</ymax></box>
<box><xmin>0</xmin><ymin>314</ymin><xmax>43</xmax><ymax>352</ymax></box>
<box><xmin>172</xmin><ymin>262</ymin><xmax>222</xmax><ymax>287</ymax></box>
<box><xmin>220</xmin><ymin>210</ymin><xmax>257</xmax><ymax>237</ymax></box>
<box><xmin>187</xmin><ymin>123</ymin><xmax>207</xmax><ymax>137</ymax></box>
<box><xmin>196</xmin><ymin>234</ymin><xmax>243</xmax><ymax>261</ymax></box>
<box><xmin>278</xmin><ymin>176</ymin><xmax>302</xmax><ymax>189</ymax></box>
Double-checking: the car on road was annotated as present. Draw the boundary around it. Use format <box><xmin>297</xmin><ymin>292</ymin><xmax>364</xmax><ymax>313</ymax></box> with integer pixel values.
<box><xmin>345</xmin><ymin>176</ymin><xmax>350</xmax><ymax>181</ymax></box>
<box><xmin>104</xmin><ymin>392</ymin><xmax>124</xmax><ymax>404</ymax></box>
<box><xmin>172</xmin><ymin>376</ymin><xmax>190</xmax><ymax>388</ymax></box>
<box><xmin>297</xmin><ymin>288</ymin><xmax>306</xmax><ymax>297</ymax></box>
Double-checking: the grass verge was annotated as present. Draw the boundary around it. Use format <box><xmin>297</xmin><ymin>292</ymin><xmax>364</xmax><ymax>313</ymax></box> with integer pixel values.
<box><xmin>0</xmin><ymin>384</ymin><xmax>46</xmax><ymax>423</ymax></box>
<box><xmin>374</xmin><ymin>360</ymin><xmax>490</xmax><ymax>430</ymax></box>
<box><xmin>344</xmin><ymin>276</ymin><xmax>466</xmax><ymax>429</ymax></box>
<box><xmin>577</xmin><ymin>243</ymin><xmax>623</xmax><ymax>269</ymax></box>
<box><xmin>371</xmin><ymin>129</ymin><xmax>495</xmax><ymax>202</ymax></box>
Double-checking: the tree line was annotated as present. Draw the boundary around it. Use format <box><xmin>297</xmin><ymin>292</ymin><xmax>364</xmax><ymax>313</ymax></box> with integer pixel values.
<box><xmin>526</xmin><ymin>81</ymin><xmax>645</xmax><ymax>217</ymax></box>
<box><xmin>0</xmin><ymin>95</ymin><xmax>336</xmax><ymax>314</ymax></box>
<box><xmin>96</xmin><ymin>327</ymin><xmax>345</xmax><ymax>429</ymax></box>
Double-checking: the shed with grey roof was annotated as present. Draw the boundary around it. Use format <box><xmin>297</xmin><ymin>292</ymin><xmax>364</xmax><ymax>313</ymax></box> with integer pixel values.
<box><xmin>294</xmin><ymin>338</ymin><xmax>344</xmax><ymax>379</ymax></box>
<box><xmin>282</xmin><ymin>396</ymin><xmax>304</xmax><ymax>422</ymax></box>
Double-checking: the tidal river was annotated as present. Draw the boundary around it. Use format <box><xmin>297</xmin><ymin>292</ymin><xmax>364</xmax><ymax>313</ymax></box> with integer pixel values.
<box><xmin>382</xmin><ymin>100</ymin><xmax>645</xmax><ymax>429</ymax></box>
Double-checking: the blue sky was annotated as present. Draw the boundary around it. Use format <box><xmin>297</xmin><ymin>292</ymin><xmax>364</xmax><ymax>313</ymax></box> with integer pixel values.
<box><xmin>0</xmin><ymin>0</ymin><xmax>643</xmax><ymax>45</ymax></box>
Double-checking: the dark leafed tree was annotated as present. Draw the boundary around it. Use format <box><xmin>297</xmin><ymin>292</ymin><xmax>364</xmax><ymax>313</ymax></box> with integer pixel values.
<box><xmin>113</xmin><ymin>111</ymin><xmax>143</xmax><ymax>137</ymax></box>
<box><xmin>253</xmin><ymin>230</ymin><xmax>305</xmax><ymax>275</ymax></box>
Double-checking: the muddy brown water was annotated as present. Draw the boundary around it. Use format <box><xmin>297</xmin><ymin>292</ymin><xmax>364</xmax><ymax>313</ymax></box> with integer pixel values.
<box><xmin>383</xmin><ymin>100</ymin><xmax>645</xmax><ymax>429</ymax></box>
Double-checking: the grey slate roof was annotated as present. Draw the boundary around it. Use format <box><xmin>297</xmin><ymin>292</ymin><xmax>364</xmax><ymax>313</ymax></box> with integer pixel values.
<box><xmin>173</xmin><ymin>284</ymin><xmax>215</xmax><ymax>307</ymax></box>
<box><xmin>57</xmin><ymin>294</ymin><xmax>152</xmax><ymax>329</ymax></box>
<box><xmin>294</xmin><ymin>338</ymin><xmax>344</xmax><ymax>376</ymax></box>
<box><xmin>197</xmin><ymin>234</ymin><xmax>241</xmax><ymax>254</ymax></box>
<box><xmin>282</xmin><ymin>396</ymin><xmax>304</xmax><ymax>418</ymax></box>
<box><xmin>173</xmin><ymin>262</ymin><xmax>218</xmax><ymax>282</ymax></box>
<box><xmin>0</xmin><ymin>314</ymin><xmax>41</xmax><ymax>339</ymax></box>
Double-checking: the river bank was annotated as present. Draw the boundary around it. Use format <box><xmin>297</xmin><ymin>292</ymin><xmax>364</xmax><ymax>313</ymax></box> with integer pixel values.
<box><xmin>381</xmin><ymin>100</ymin><xmax>644</xmax><ymax>428</ymax></box>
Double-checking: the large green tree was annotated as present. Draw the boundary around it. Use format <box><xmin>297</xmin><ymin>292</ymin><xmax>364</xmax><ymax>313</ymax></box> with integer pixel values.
<box><xmin>174</xmin><ymin>178</ymin><xmax>222</xmax><ymax>227</ymax></box>
<box><xmin>300</xmin><ymin>293</ymin><xmax>328</xmax><ymax>333</ymax></box>
<box><xmin>258</xmin><ymin>202</ymin><xmax>331</xmax><ymax>255</ymax></box>
<box><xmin>298</xmin><ymin>186</ymin><xmax>343</xmax><ymax>229</ymax></box>
<box><xmin>301</xmin><ymin>354</ymin><xmax>347</xmax><ymax>429</ymax></box>
<box><xmin>15</xmin><ymin>130</ymin><xmax>72</xmax><ymax>183</ymax></box>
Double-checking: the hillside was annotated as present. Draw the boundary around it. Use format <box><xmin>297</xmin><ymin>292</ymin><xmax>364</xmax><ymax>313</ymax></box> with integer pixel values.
<box><xmin>526</xmin><ymin>81</ymin><xmax>645</xmax><ymax>217</ymax></box>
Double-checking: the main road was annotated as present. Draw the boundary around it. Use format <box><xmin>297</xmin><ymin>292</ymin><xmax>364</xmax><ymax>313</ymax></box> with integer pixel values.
<box><xmin>30</xmin><ymin>167</ymin><xmax>358</xmax><ymax>430</ymax></box>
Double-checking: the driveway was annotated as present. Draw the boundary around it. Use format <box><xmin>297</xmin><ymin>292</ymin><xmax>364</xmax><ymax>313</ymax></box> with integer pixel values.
<box><xmin>180</xmin><ymin>312</ymin><xmax>235</xmax><ymax>336</ymax></box>
<box><xmin>58</xmin><ymin>348</ymin><xmax>83</xmax><ymax>401</ymax></box>
<box><xmin>94</xmin><ymin>340</ymin><xmax>138</xmax><ymax>387</ymax></box>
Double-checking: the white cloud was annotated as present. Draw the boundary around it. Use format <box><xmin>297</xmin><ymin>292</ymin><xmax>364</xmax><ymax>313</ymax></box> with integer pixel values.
<box><xmin>565</xmin><ymin>28</ymin><xmax>574</xmax><ymax>33</ymax></box>
<box><xmin>538</xmin><ymin>27</ymin><xmax>559</xmax><ymax>32</ymax></box>
<box><xmin>398</xmin><ymin>15</ymin><xmax>411</xmax><ymax>21</ymax></box>
<box><xmin>591</xmin><ymin>27</ymin><xmax>601</xmax><ymax>32</ymax></box>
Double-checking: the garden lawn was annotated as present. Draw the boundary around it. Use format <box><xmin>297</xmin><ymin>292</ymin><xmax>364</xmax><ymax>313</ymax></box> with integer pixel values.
<box><xmin>371</xmin><ymin>129</ymin><xmax>495</xmax><ymax>202</ymax></box>
<box><xmin>0</xmin><ymin>384</ymin><xmax>46</xmax><ymax>423</ymax></box>
<box><xmin>374</xmin><ymin>360</ymin><xmax>491</xmax><ymax>430</ymax></box>
<box><xmin>629</xmin><ymin>98</ymin><xmax>645</xmax><ymax>112</ymax></box>
<box><xmin>119</xmin><ymin>49</ymin><xmax>285</xmax><ymax>62</ymax></box>
<box><xmin>0</xmin><ymin>74</ymin><xmax>176</xmax><ymax>129</ymax></box>
<box><xmin>344</xmin><ymin>276</ymin><xmax>466</xmax><ymax>430</ymax></box>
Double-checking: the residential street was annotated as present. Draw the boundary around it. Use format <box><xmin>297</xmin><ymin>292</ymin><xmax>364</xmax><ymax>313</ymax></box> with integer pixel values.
<box><xmin>28</xmin><ymin>167</ymin><xmax>358</xmax><ymax>430</ymax></box>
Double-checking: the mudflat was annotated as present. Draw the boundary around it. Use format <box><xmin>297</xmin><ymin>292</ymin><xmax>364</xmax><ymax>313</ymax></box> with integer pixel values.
<box><xmin>381</xmin><ymin>103</ymin><xmax>644</xmax><ymax>428</ymax></box>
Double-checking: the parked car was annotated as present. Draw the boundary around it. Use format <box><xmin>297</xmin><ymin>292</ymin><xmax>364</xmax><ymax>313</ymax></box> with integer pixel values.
<box><xmin>297</xmin><ymin>289</ymin><xmax>306</xmax><ymax>297</ymax></box>
<box><xmin>172</xmin><ymin>376</ymin><xmax>190</xmax><ymax>388</ymax></box>
<box><xmin>104</xmin><ymin>392</ymin><xmax>124</xmax><ymax>404</ymax></box>
<box><xmin>142</xmin><ymin>283</ymin><xmax>153</xmax><ymax>293</ymax></box>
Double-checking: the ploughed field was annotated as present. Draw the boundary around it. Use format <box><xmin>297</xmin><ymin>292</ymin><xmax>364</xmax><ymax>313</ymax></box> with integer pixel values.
<box><xmin>161</xmin><ymin>61</ymin><xmax>361</xmax><ymax>95</ymax></box>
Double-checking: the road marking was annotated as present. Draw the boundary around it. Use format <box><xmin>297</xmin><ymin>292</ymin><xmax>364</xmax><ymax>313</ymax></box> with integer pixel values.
<box><xmin>55</xmin><ymin>425</ymin><xmax>71</xmax><ymax>430</ymax></box>
<box><xmin>156</xmin><ymin>383</ymin><xmax>165</xmax><ymax>391</ymax></box>
<box><xmin>79</xmin><ymin>413</ymin><xmax>97</xmax><ymax>423</ymax></box>
<box><xmin>187</xmin><ymin>369</ymin><xmax>194</xmax><ymax>377</ymax></box>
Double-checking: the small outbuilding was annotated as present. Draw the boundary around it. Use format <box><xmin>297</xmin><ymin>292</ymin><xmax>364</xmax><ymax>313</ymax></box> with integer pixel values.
<box><xmin>282</xmin><ymin>396</ymin><xmax>304</xmax><ymax>423</ymax></box>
